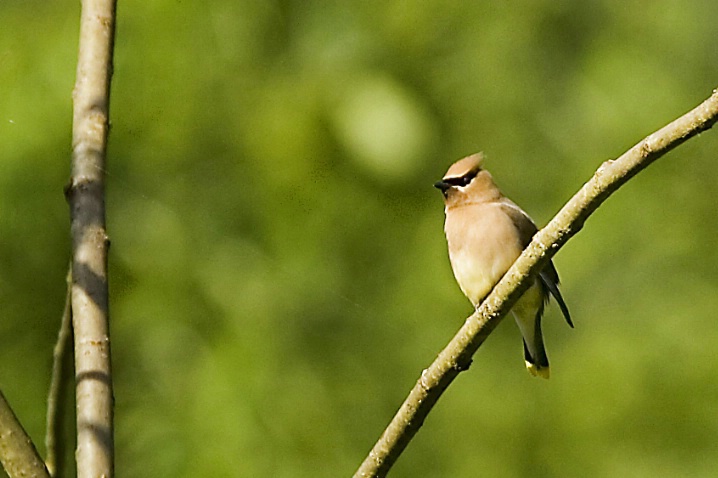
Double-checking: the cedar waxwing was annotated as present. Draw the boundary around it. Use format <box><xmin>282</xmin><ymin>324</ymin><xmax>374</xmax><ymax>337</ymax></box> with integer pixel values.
<box><xmin>435</xmin><ymin>153</ymin><xmax>572</xmax><ymax>378</ymax></box>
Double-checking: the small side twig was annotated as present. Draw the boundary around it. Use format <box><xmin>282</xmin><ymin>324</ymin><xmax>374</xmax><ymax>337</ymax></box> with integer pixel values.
<box><xmin>45</xmin><ymin>264</ymin><xmax>73</xmax><ymax>477</ymax></box>
<box><xmin>353</xmin><ymin>88</ymin><xmax>718</xmax><ymax>478</ymax></box>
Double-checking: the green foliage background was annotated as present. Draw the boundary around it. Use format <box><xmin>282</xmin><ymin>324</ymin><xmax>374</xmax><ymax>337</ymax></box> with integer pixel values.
<box><xmin>1</xmin><ymin>1</ymin><xmax>717</xmax><ymax>476</ymax></box>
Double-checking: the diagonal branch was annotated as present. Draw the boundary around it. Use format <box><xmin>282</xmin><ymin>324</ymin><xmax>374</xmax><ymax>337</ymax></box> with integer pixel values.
<box><xmin>353</xmin><ymin>88</ymin><xmax>718</xmax><ymax>478</ymax></box>
<box><xmin>0</xmin><ymin>391</ymin><xmax>51</xmax><ymax>478</ymax></box>
<box><xmin>66</xmin><ymin>1</ymin><xmax>117</xmax><ymax>477</ymax></box>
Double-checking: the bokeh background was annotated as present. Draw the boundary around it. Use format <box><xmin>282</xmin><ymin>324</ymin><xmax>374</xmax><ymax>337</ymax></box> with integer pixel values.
<box><xmin>1</xmin><ymin>1</ymin><xmax>717</xmax><ymax>477</ymax></box>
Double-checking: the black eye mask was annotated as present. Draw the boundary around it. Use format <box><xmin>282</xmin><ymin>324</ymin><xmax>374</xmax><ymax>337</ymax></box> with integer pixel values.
<box><xmin>434</xmin><ymin>169</ymin><xmax>480</xmax><ymax>193</ymax></box>
<box><xmin>443</xmin><ymin>170</ymin><xmax>478</xmax><ymax>187</ymax></box>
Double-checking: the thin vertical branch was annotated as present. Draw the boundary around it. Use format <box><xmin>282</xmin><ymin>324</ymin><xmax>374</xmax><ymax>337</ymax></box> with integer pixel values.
<box><xmin>67</xmin><ymin>1</ymin><xmax>117</xmax><ymax>477</ymax></box>
<box><xmin>0</xmin><ymin>390</ymin><xmax>51</xmax><ymax>478</ymax></box>
<box><xmin>45</xmin><ymin>265</ymin><xmax>73</xmax><ymax>477</ymax></box>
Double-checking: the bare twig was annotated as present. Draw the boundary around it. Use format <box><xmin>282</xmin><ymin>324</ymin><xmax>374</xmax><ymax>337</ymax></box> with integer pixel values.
<box><xmin>67</xmin><ymin>1</ymin><xmax>117</xmax><ymax>477</ymax></box>
<box><xmin>0</xmin><ymin>390</ymin><xmax>51</xmax><ymax>478</ymax></box>
<box><xmin>45</xmin><ymin>265</ymin><xmax>73</xmax><ymax>477</ymax></box>
<box><xmin>354</xmin><ymin>88</ymin><xmax>718</xmax><ymax>478</ymax></box>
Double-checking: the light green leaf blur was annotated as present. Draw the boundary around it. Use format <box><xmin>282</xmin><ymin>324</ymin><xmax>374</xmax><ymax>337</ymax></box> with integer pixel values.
<box><xmin>1</xmin><ymin>1</ymin><xmax>717</xmax><ymax>477</ymax></box>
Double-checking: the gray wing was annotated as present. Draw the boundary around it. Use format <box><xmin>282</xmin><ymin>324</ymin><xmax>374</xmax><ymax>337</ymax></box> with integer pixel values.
<box><xmin>499</xmin><ymin>199</ymin><xmax>573</xmax><ymax>328</ymax></box>
<box><xmin>539</xmin><ymin>264</ymin><xmax>573</xmax><ymax>328</ymax></box>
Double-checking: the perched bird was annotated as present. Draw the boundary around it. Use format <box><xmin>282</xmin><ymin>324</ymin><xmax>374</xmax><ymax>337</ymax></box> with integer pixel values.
<box><xmin>435</xmin><ymin>152</ymin><xmax>572</xmax><ymax>378</ymax></box>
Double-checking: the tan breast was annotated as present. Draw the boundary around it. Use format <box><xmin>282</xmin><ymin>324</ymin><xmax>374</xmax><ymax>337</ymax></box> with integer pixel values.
<box><xmin>444</xmin><ymin>202</ymin><xmax>524</xmax><ymax>305</ymax></box>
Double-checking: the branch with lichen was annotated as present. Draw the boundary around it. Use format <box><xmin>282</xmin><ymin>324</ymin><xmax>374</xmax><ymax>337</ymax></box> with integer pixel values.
<box><xmin>353</xmin><ymin>88</ymin><xmax>718</xmax><ymax>478</ymax></box>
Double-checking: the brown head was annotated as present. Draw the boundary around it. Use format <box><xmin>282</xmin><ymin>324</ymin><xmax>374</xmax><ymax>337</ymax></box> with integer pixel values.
<box><xmin>434</xmin><ymin>152</ymin><xmax>502</xmax><ymax>208</ymax></box>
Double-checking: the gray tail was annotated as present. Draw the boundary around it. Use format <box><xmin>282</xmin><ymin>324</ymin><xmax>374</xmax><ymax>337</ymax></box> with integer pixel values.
<box><xmin>523</xmin><ymin>312</ymin><xmax>550</xmax><ymax>379</ymax></box>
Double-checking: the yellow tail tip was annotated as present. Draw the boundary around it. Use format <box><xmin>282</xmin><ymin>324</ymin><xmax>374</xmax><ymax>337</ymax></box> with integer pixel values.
<box><xmin>526</xmin><ymin>361</ymin><xmax>550</xmax><ymax>379</ymax></box>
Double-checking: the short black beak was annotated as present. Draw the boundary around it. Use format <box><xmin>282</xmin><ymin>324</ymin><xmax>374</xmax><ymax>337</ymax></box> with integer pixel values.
<box><xmin>434</xmin><ymin>180</ymin><xmax>451</xmax><ymax>193</ymax></box>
